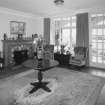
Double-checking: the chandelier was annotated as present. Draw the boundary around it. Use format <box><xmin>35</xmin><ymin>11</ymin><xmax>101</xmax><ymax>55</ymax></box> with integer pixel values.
<box><xmin>54</xmin><ymin>0</ymin><xmax>64</xmax><ymax>6</ymax></box>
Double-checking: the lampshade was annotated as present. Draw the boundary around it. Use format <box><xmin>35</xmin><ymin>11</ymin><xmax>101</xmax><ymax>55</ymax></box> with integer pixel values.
<box><xmin>54</xmin><ymin>0</ymin><xmax>64</xmax><ymax>6</ymax></box>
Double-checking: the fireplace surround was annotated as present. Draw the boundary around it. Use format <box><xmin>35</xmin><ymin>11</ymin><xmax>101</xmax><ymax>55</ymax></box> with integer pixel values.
<box><xmin>2</xmin><ymin>39</ymin><xmax>34</xmax><ymax>67</ymax></box>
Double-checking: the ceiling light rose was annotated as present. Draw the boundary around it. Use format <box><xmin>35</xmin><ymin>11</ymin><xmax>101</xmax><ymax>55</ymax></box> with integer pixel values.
<box><xmin>54</xmin><ymin>0</ymin><xmax>64</xmax><ymax>6</ymax></box>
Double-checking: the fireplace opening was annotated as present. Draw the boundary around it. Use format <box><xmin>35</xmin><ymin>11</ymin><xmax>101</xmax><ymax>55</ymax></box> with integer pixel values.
<box><xmin>13</xmin><ymin>49</ymin><xmax>28</xmax><ymax>65</ymax></box>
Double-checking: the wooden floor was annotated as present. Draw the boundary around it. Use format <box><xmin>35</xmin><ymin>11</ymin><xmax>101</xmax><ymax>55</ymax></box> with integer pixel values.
<box><xmin>0</xmin><ymin>64</ymin><xmax>105</xmax><ymax>79</ymax></box>
<box><xmin>58</xmin><ymin>65</ymin><xmax>105</xmax><ymax>78</ymax></box>
<box><xmin>0</xmin><ymin>65</ymin><xmax>30</xmax><ymax>79</ymax></box>
<box><xmin>0</xmin><ymin>64</ymin><xmax>105</xmax><ymax>105</ymax></box>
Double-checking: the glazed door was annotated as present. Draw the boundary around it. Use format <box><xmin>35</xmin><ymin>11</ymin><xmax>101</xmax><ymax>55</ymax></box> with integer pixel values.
<box><xmin>89</xmin><ymin>14</ymin><xmax>105</xmax><ymax>68</ymax></box>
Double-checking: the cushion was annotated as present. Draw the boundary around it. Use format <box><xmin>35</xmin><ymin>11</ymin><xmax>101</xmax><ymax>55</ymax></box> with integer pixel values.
<box><xmin>75</xmin><ymin>54</ymin><xmax>84</xmax><ymax>60</ymax></box>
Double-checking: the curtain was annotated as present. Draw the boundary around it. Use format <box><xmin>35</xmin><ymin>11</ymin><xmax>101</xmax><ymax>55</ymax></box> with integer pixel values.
<box><xmin>76</xmin><ymin>13</ymin><xmax>89</xmax><ymax>66</ymax></box>
<box><xmin>44</xmin><ymin>18</ymin><xmax>50</xmax><ymax>44</ymax></box>
<box><xmin>76</xmin><ymin>13</ymin><xmax>89</xmax><ymax>47</ymax></box>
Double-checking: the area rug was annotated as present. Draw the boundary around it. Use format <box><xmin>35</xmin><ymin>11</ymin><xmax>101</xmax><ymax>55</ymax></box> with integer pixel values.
<box><xmin>0</xmin><ymin>67</ymin><xmax>104</xmax><ymax>105</ymax></box>
<box><xmin>13</xmin><ymin>78</ymin><xmax>58</xmax><ymax>105</ymax></box>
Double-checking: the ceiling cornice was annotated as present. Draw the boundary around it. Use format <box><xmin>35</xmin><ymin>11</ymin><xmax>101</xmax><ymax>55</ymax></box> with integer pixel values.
<box><xmin>49</xmin><ymin>6</ymin><xmax>105</xmax><ymax>18</ymax></box>
<box><xmin>0</xmin><ymin>6</ymin><xmax>43</xmax><ymax>19</ymax></box>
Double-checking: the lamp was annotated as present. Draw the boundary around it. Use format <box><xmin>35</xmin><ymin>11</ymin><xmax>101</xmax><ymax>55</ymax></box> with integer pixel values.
<box><xmin>54</xmin><ymin>0</ymin><xmax>64</xmax><ymax>6</ymax></box>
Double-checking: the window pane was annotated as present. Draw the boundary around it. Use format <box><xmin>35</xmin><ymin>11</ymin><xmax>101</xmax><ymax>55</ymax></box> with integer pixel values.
<box><xmin>97</xmin><ymin>57</ymin><xmax>102</xmax><ymax>63</ymax></box>
<box><xmin>98</xmin><ymin>50</ymin><xmax>103</xmax><ymax>56</ymax></box>
<box><xmin>104</xmin><ymin>43</ymin><xmax>105</xmax><ymax>49</ymax></box>
<box><xmin>92</xmin><ymin>39</ymin><xmax>97</xmax><ymax>43</ymax></box>
<box><xmin>92</xmin><ymin>49</ymin><xmax>97</xmax><ymax>56</ymax></box>
<box><xmin>97</xmin><ymin>36</ymin><xmax>103</xmax><ymax>42</ymax></box>
<box><xmin>98</xmin><ymin>29</ymin><xmax>102</xmax><ymax>35</ymax></box>
<box><xmin>92</xmin><ymin>43</ymin><xmax>97</xmax><ymax>49</ymax></box>
<box><xmin>92</xmin><ymin>36</ymin><xmax>97</xmax><ymax>42</ymax></box>
<box><xmin>72</xmin><ymin>22</ymin><xmax>76</xmax><ymax>27</ymax></box>
<box><xmin>104</xmin><ymin>36</ymin><xmax>105</xmax><ymax>42</ymax></box>
<box><xmin>103</xmin><ymin>51</ymin><xmax>105</xmax><ymax>63</ymax></box>
<box><xmin>62</xmin><ymin>29</ymin><xmax>70</xmax><ymax>45</ymax></box>
<box><xmin>92</xmin><ymin>56</ymin><xmax>97</xmax><ymax>62</ymax></box>
<box><xmin>92</xmin><ymin>29</ymin><xmax>97</xmax><ymax>35</ymax></box>
<box><xmin>91</xmin><ymin>14</ymin><xmax>97</xmax><ymax>17</ymax></box>
<box><xmin>72</xmin><ymin>29</ymin><xmax>76</xmax><ymax>47</ymax></box>
<box><xmin>103</xmin><ymin>29</ymin><xmax>105</xmax><ymax>35</ymax></box>
<box><xmin>98</xmin><ymin>43</ymin><xmax>102</xmax><ymax>49</ymax></box>
<box><xmin>64</xmin><ymin>23</ymin><xmax>71</xmax><ymax>27</ymax></box>
<box><xmin>103</xmin><ymin>50</ymin><xmax>105</xmax><ymax>56</ymax></box>
<box><xmin>97</xmin><ymin>14</ymin><xmax>103</xmax><ymax>16</ymax></box>
<box><xmin>62</xmin><ymin>18</ymin><xmax>68</xmax><ymax>20</ymax></box>
<box><xmin>72</xmin><ymin>16</ymin><xmax>76</xmax><ymax>20</ymax></box>
<box><xmin>97</xmin><ymin>21</ymin><xmax>103</xmax><ymax>25</ymax></box>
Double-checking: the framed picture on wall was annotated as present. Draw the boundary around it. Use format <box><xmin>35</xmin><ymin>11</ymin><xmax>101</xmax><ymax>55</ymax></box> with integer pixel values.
<box><xmin>10</xmin><ymin>21</ymin><xmax>26</xmax><ymax>35</ymax></box>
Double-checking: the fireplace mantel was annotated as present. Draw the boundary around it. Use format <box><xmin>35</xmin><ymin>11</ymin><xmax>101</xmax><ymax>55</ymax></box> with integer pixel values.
<box><xmin>2</xmin><ymin>39</ymin><xmax>34</xmax><ymax>67</ymax></box>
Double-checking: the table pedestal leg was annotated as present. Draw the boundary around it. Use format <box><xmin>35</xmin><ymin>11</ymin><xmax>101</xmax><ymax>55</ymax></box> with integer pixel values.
<box><xmin>29</xmin><ymin>70</ymin><xmax>51</xmax><ymax>94</ymax></box>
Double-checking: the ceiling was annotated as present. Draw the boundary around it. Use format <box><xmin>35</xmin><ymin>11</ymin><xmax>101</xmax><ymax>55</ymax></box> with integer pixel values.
<box><xmin>0</xmin><ymin>0</ymin><xmax>105</xmax><ymax>17</ymax></box>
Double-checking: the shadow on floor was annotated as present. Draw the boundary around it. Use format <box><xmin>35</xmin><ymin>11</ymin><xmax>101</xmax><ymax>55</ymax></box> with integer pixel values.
<box><xmin>0</xmin><ymin>65</ymin><xmax>30</xmax><ymax>79</ymax></box>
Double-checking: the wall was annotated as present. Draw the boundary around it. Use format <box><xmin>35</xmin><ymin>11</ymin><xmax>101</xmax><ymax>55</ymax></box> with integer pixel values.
<box><xmin>0</xmin><ymin>7</ymin><xmax>43</xmax><ymax>53</ymax></box>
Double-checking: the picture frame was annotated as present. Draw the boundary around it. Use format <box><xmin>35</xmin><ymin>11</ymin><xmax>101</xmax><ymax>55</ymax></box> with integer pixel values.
<box><xmin>10</xmin><ymin>21</ymin><xmax>26</xmax><ymax>35</ymax></box>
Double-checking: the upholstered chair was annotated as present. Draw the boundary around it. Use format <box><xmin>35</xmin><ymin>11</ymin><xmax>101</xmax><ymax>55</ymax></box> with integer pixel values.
<box><xmin>69</xmin><ymin>46</ymin><xmax>88</xmax><ymax>67</ymax></box>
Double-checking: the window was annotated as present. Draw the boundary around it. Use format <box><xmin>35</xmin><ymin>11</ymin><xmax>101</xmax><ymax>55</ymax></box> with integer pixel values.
<box><xmin>91</xmin><ymin>13</ymin><xmax>105</xmax><ymax>64</ymax></box>
<box><xmin>51</xmin><ymin>16</ymin><xmax>76</xmax><ymax>54</ymax></box>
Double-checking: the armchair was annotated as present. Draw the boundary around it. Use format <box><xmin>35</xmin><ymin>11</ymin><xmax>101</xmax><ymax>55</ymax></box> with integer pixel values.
<box><xmin>69</xmin><ymin>46</ymin><xmax>88</xmax><ymax>67</ymax></box>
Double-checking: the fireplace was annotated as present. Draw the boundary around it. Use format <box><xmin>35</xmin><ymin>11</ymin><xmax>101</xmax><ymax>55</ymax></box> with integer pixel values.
<box><xmin>2</xmin><ymin>39</ymin><xmax>34</xmax><ymax>67</ymax></box>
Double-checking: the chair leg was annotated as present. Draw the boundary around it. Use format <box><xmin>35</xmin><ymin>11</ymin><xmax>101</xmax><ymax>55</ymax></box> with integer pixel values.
<box><xmin>78</xmin><ymin>67</ymin><xmax>81</xmax><ymax>70</ymax></box>
<box><xmin>70</xmin><ymin>65</ymin><xmax>83</xmax><ymax>71</ymax></box>
<box><xmin>69</xmin><ymin>64</ymin><xmax>77</xmax><ymax>70</ymax></box>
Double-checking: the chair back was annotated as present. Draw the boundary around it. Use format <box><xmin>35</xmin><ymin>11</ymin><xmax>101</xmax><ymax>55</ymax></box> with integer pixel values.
<box><xmin>74</xmin><ymin>46</ymin><xmax>88</xmax><ymax>58</ymax></box>
<box><xmin>43</xmin><ymin>45</ymin><xmax>54</xmax><ymax>60</ymax></box>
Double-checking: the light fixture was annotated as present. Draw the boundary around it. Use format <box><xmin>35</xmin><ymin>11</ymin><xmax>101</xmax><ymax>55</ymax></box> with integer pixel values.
<box><xmin>54</xmin><ymin>0</ymin><xmax>64</xmax><ymax>6</ymax></box>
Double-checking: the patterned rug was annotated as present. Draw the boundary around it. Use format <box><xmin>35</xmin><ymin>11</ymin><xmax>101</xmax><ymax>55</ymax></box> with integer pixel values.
<box><xmin>0</xmin><ymin>67</ymin><xmax>104</xmax><ymax>105</ymax></box>
<box><xmin>13</xmin><ymin>78</ymin><xmax>58</xmax><ymax>105</ymax></box>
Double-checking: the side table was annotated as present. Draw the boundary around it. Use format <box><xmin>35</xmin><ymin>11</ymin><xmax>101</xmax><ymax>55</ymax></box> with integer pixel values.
<box><xmin>54</xmin><ymin>53</ymin><xmax>71</xmax><ymax>65</ymax></box>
